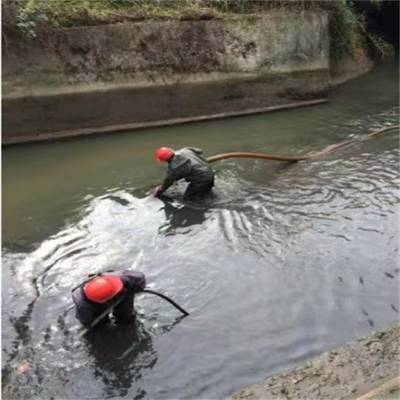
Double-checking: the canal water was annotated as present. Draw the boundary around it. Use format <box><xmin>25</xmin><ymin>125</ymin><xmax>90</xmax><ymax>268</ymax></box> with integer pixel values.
<box><xmin>2</xmin><ymin>61</ymin><xmax>399</xmax><ymax>399</ymax></box>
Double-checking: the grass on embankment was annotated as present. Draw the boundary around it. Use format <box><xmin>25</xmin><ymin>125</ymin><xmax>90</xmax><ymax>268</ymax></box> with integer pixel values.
<box><xmin>3</xmin><ymin>0</ymin><xmax>394</xmax><ymax>60</ymax></box>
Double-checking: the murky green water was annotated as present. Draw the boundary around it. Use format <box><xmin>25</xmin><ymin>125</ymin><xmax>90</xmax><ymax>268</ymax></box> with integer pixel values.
<box><xmin>2</xmin><ymin>61</ymin><xmax>399</xmax><ymax>399</ymax></box>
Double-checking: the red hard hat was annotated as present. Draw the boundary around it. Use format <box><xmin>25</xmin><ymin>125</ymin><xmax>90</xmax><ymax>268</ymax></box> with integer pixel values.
<box><xmin>155</xmin><ymin>147</ymin><xmax>174</xmax><ymax>162</ymax></box>
<box><xmin>84</xmin><ymin>275</ymin><xmax>124</xmax><ymax>303</ymax></box>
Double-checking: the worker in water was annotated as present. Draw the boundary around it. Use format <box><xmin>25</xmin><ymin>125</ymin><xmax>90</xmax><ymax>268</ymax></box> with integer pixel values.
<box><xmin>154</xmin><ymin>147</ymin><xmax>215</xmax><ymax>200</ymax></box>
<box><xmin>72</xmin><ymin>270</ymin><xmax>146</xmax><ymax>327</ymax></box>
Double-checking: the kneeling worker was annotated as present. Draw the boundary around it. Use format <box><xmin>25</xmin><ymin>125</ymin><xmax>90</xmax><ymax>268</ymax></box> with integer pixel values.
<box><xmin>154</xmin><ymin>147</ymin><xmax>215</xmax><ymax>200</ymax></box>
<box><xmin>72</xmin><ymin>270</ymin><xmax>146</xmax><ymax>327</ymax></box>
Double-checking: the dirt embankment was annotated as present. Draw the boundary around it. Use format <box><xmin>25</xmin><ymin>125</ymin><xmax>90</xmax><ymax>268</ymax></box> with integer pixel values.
<box><xmin>229</xmin><ymin>323</ymin><xmax>400</xmax><ymax>400</ymax></box>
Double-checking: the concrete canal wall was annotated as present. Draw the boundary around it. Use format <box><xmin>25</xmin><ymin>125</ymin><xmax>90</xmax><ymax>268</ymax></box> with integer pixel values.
<box><xmin>229</xmin><ymin>323</ymin><xmax>400</xmax><ymax>400</ymax></box>
<box><xmin>2</xmin><ymin>10</ymin><xmax>372</xmax><ymax>144</ymax></box>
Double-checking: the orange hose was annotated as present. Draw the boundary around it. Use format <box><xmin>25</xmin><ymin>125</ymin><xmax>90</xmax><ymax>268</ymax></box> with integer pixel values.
<box><xmin>207</xmin><ymin>125</ymin><xmax>399</xmax><ymax>163</ymax></box>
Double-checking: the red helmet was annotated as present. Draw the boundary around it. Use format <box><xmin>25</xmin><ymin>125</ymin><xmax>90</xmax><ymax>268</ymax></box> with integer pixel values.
<box><xmin>155</xmin><ymin>147</ymin><xmax>174</xmax><ymax>162</ymax></box>
<box><xmin>84</xmin><ymin>275</ymin><xmax>123</xmax><ymax>303</ymax></box>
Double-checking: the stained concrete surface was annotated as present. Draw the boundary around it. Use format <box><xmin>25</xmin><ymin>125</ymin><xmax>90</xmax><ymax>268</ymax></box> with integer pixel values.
<box><xmin>229</xmin><ymin>323</ymin><xmax>400</xmax><ymax>400</ymax></box>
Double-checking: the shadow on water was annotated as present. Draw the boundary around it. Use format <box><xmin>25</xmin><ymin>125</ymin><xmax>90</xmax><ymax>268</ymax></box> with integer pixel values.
<box><xmin>84</xmin><ymin>321</ymin><xmax>157</xmax><ymax>399</ymax></box>
<box><xmin>160</xmin><ymin>200</ymin><xmax>209</xmax><ymax>235</ymax></box>
<box><xmin>2</xmin><ymin>293</ymin><xmax>185</xmax><ymax>399</ymax></box>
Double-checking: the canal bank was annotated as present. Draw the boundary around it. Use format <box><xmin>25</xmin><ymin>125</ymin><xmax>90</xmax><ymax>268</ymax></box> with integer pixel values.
<box><xmin>3</xmin><ymin>7</ymin><xmax>375</xmax><ymax>145</ymax></box>
<box><xmin>229</xmin><ymin>323</ymin><xmax>400</xmax><ymax>400</ymax></box>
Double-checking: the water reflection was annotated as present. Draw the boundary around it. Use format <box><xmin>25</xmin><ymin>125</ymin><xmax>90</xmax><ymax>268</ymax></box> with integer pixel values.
<box><xmin>85</xmin><ymin>321</ymin><xmax>156</xmax><ymax>398</ymax></box>
<box><xmin>160</xmin><ymin>199</ymin><xmax>209</xmax><ymax>235</ymax></box>
<box><xmin>2</xmin><ymin>62</ymin><xmax>399</xmax><ymax>400</ymax></box>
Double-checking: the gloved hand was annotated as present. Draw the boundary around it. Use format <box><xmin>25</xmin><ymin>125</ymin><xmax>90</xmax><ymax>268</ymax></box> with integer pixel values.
<box><xmin>154</xmin><ymin>186</ymin><xmax>164</xmax><ymax>197</ymax></box>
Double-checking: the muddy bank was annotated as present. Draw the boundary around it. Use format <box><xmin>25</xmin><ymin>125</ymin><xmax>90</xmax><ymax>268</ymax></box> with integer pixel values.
<box><xmin>229</xmin><ymin>323</ymin><xmax>400</xmax><ymax>400</ymax></box>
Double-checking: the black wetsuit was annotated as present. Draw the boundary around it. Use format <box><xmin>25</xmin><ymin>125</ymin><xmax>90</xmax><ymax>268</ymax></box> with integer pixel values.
<box><xmin>161</xmin><ymin>147</ymin><xmax>215</xmax><ymax>199</ymax></box>
<box><xmin>72</xmin><ymin>270</ymin><xmax>146</xmax><ymax>326</ymax></box>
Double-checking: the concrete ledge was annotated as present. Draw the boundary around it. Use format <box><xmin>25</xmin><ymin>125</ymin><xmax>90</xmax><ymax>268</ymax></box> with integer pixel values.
<box><xmin>2</xmin><ymin>98</ymin><xmax>328</xmax><ymax>145</ymax></box>
<box><xmin>2</xmin><ymin>68</ymin><xmax>330</xmax><ymax>145</ymax></box>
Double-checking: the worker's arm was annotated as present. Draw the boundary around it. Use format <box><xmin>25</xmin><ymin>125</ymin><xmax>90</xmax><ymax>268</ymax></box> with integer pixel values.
<box><xmin>155</xmin><ymin>157</ymin><xmax>191</xmax><ymax>196</ymax></box>
<box><xmin>161</xmin><ymin>172</ymin><xmax>176</xmax><ymax>191</ymax></box>
<box><xmin>154</xmin><ymin>175</ymin><xmax>175</xmax><ymax>197</ymax></box>
<box><xmin>120</xmin><ymin>271</ymin><xmax>146</xmax><ymax>293</ymax></box>
<box><xmin>72</xmin><ymin>290</ymin><xmax>98</xmax><ymax>327</ymax></box>
<box><xmin>155</xmin><ymin>169</ymin><xmax>180</xmax><ymax>196</ymax></box>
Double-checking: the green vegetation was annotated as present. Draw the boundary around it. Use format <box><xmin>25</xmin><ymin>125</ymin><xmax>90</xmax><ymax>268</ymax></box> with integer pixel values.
<box><xmin>6</xmin><ymin>0</ymin><xmax>225</xmax><ymax>37</ymax></box>
<box><xmin>2</xmin><ymin>0</ymin><xmax>394</xmax><ymax>59</ymax></box>
<box><xmin>327</xmin><ymin>0</ymin><xmax>394</xmax><ymax>60</ymax></box>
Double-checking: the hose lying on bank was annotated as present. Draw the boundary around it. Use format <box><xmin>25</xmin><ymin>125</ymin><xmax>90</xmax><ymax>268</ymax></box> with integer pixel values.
<box><xmin>207</xmin><ymin>125</ymin><xmax>399</xmax><ymax>164</ymax></box>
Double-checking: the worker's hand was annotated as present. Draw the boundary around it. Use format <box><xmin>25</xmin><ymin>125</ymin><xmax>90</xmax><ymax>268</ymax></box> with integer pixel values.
<box><xmin>154</xmin><ymin>186</ymin><xmax>164</xmax><ymax>197</ymax></box>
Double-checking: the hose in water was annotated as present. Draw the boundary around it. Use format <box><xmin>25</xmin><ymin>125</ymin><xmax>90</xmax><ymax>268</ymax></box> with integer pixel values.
<box><xmin>207</xmin><ymin>125</ymin><xmax>399</xmax><ymax>163</ymax></box>
<box><xmin>141</xmin><ymin>289</ymin><xmax>190</xmax><ymax>316</ymax></box>
<box><xmin>78</xmin><ymin>289</ymin><xmax>188</xmax><ymax>337</ymax></box>
<box><xmin>208</xmin><ymin>151</ymin><xmax>308</xmax><ymax>163</ymax></box>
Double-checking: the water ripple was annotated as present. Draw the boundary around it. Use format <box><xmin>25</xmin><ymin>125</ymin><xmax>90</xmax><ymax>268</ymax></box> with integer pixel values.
<box><xmin>2</xmin><ymin>70</ymin><xmax>399</xmax><ymax>400</ymax></box>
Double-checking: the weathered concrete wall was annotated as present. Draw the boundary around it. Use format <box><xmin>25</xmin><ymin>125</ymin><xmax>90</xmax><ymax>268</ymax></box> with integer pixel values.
<box><xmin>2</xmin><ymin>11</ymin><xmax>334</xmax><ymax>143</ymax></box>
<box><xmin>330</xmin><ymin>47</ymin><xmax>375</xmax><ymax>86</ymax></box>
<box><xmin>229</xmin><ymin>323</ymin><xmax>400</xmax><ymax>400</ymax></box>
<box><xmin>3</xmin><ymin>11</ymin><xmax>329</xmax><ymax>86</ymax></box>
<box><xmin>223</xmin><ymin>13</ymin><xmax>329</xmax><ymax>73</ymax></box>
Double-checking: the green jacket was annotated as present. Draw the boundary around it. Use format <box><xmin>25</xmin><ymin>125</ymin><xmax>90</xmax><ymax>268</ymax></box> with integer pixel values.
<box><xmin>161</xmin><ymin>147</ymin><xmax>214</xmax><ymax>191</ymax></box>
